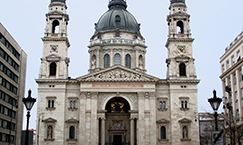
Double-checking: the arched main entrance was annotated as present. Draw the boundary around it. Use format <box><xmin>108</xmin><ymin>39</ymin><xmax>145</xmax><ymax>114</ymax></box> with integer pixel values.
<box><xmin>101</xmin><ymin>97</ymin><xmax>134</xmax><ymax>145</ymax></box>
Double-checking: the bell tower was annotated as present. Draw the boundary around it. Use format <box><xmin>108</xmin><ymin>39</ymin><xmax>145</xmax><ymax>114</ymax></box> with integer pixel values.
<box><xmin>166</xmin><ymin>0</ymin><xmax>196</xmax><ymax>80</ymax></box>
<box><xmin>39</xmin><ymin>0</ymin><xmax>70</xmax><ymax>79</ymax></box>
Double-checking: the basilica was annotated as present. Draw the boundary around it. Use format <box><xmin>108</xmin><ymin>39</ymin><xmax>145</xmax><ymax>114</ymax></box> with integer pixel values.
<box><xmin>36</xmin><ymin>0</ymin><xmax>200</xmax><ymax>144</ymax></box>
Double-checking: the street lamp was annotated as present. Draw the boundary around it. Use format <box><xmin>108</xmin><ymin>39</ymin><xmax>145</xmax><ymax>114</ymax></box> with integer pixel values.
<box><xmin>22</xmin><ymin>89</ymin><xmax>36</xmax><ymax>145</ymax></box>
<box><xmin>208</xmin><ymin>90</ymin><xmax>222</xmax><ymax>130</ymax></box>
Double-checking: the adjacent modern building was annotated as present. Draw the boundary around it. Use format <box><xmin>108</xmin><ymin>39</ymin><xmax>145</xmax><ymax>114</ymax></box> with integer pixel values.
<box><xmin>36</xmin><ymin>0</ymin><xmax>200</xmax><ymax>144</ymax></box>
<box><xmin>0</xmin><ymin>23</ymin><xmax>27</xmax><ymax>145</ymax></box>
<box><xmin>220</xmin><ymin>30</ymin><xmax>243</xmax><ymax>144</ymax></box>
<box><xmin>199</xmin><ymin>113</ymin><xmax>224</xmax><ymax>145</ymax></box>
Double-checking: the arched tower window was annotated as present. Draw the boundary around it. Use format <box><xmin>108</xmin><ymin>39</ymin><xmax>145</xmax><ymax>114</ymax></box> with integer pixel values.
<box><xmin>160</xmin><ymin>126</ymin><xmax>166</xmax><ymax>139</ymax></box>
<box><xmin>70</xmin><ymin>101</ymin><xmax>73</xmax><ymax>108</ymax></box>
<box><xmin>125</xmin><ymin>54</ymin><xmax>131</xmax><ymax>68</ymax></box>
<box><xmin>52</xmin><ymin>20</ymin><xmax>60</xmax><ymax>33</ymax></box>
<box><xmin>69</xmin><ymin>126</ymin><xmax>75</xmax><ymax>139</ymax></box>
<box><xmin>185</xmin><ymin>101</ymin><xmax>188</xmax><ymax>108</ymax></box>
<box><xmin>181</xmin><ymin>101</ymin><xmax>184</xmax><ymax>108</ymax></box>
<box><xmin>177</xmin><ymin>21</ymin><xmax>184</xmax><ymax>34</ymax></box>
<box><xmin>50</xmin><ymin>62</ymin><xmax>57</xmax><ymax>76</ymax></box>
<box><xmin>114</xmin><ymin>53</ymin><xmax>121</xmax><ymax>65</ymax></box>
<box><xmin>104</xmin><ymin>54</ymin><xmax>110</xmax><ymax>68</ymax></box>
<box><xmin>179</xmin><ymin>63</ymin><xmax>186</xmax><ymax>76</ymax></box>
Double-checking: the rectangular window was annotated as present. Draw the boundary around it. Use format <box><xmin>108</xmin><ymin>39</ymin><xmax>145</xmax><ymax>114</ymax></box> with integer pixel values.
<box><xmin>235</xmin><ymin>91</ymin><xmax>238</xmax><ymax>101</ymax></box>
<box><xmin>229</xmin><ymin>78</ymin><xmax>231</xmax><ymax>87</ymax></box>
<box><xmin>227</xmin><ymin>61</ymin><xmax>230</xmax><ymax>69</ymax></box>
<box><xmin>238</xmin><ymin>51</ymin><xmax>241</xmax><ymax>60</ymax></box>
<box><xmin>222</xmin><ymin>65</ymin><xmax>225</xmax><ymax>73</ymax></box>
<box><xmin>232</xmin><ymin>56</ymin><xmax>235</xmax><ymax>65</ymax></box>
<box><xmin>4</xmin><ymin>107</ymin><xmax>8</xmax><ymax>115</ymax></box>
<box><xmin>234</xmin><ymin>74</ymin><xmax>237</xmax><ymax>84</ymax></box>
<box><xmin>3</xmin><ymin>120</ymin><xmax>7</xmax><ymax>128</ymax></box>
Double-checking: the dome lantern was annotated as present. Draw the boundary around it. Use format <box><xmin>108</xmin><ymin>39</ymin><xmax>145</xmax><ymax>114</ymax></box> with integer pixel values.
<box><xmin>51</xmin><ymin>0</ymin><xmax>66</xmax><ymax>4</ymax></box>
<box><xmin>170</xmin><ymin>0</ymin><xmax>185</xmax><ymax>4</ymax></box>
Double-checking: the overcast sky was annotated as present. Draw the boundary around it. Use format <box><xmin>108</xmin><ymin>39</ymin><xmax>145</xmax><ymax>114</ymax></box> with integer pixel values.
<box><xmin>1</xmin><ymin>0</ymin><xmax>243</xmax><ymax>129</ymax></box>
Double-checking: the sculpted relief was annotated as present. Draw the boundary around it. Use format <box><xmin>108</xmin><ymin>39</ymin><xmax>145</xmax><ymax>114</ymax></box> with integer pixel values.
<box><xmin>85</xmin><ymin>69</ymin><xmax>151</xmax><ymax>81</ymax></box>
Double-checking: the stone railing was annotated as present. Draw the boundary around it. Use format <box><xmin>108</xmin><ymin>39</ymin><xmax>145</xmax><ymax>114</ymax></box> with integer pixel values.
<box><xmin>90</xmin><ymin>38</ymin><xmax>145</xmax><ymax>46</ymax></box>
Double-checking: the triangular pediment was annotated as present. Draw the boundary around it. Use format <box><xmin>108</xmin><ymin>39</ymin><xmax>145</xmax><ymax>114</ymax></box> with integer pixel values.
<box><xmin>43</xmin><ymin>117</ymin><xmax>57</xmax><ymax>123</ymax></box>
<box><xmin>65</xmin><ymin>118</ymin><xmax>79</xmax><ymax>124</ymax></box>
<box><xmin>178</xmin><ymin>118</ymin><xmax>192</xmax><ymax>123</ymax></box>
<box><xmin>156</xmin><ymin>118</ymin><xmax>170</xmax><ymax>124</ymax></box>
<box><xmin>77</xmin><ymin>65</ymin><xmax>159</xmax><ymax>82</ymax></box>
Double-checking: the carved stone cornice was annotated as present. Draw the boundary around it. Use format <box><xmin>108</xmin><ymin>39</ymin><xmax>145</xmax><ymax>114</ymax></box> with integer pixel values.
<box><xmin>42</xmin><ymin>37</ymin><xmax>70</xmax><ymax>47</ymax></box>
<box><xmin>36</xmin><ymin>79</ymin><xmax>78</xmax><ymax>84</ymax></box>
<box><xmin>165</xmin><ymin>38</ymin><xmax>194</xmax><ymax>47</ymax></box>
<box><xmin>167</xmin><ymin>79</ymin><xmax>200</xmax><ymax>84</ymax></box>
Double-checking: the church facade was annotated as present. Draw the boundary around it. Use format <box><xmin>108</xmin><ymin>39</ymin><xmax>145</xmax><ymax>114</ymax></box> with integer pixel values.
<box><xmin>36</xmin><ymin>0</ymin><xmax>200</xmax><ymax>145</ymax></box>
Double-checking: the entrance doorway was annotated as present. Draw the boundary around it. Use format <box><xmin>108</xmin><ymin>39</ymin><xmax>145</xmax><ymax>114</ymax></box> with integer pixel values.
<box><xmin>113</xmin><ymin>135</ymin><xmax>122</xmax><ymax>145</ymax></box>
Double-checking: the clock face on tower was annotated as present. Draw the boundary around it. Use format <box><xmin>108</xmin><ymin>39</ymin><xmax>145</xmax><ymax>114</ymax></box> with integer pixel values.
<box><xmin>50</xmin><ymin>45</ymin><xmax>58</xmax><ymax>53</ymax></box>
<box><xmin>178</xmin><ymin>46</ymin><xmax>185</xmax><ymax>53</ymax></box>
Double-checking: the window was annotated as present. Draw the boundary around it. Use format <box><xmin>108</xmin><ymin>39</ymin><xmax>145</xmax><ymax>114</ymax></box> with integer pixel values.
<box><xmin>50</xmin><ymin>62</ymin><xmax>57</xmax><ymax>76</ymax></box>
<box><xmin>52</xmin><ymin>20</ymin><xmax>60</xmax><ymax>33</ymax></box>
<box><xmin>47</xmin><ymin>126</ymin><xmax>53</xmax><ymax>139</ymax></box>
<box><xmin>182</xmin><ymin>126</ymin><xmax>188</xmax><ymax>139</ymax></box>
<box><xmin>180</xmin><ymin>97</ymin><xmax>189</xmax><ymax>110</ymax></box>
<box><xmin>222</xmin><ymin>65</ymin><xmax>225</xmax><ymax>73</ymax></box>
<box><xmin>179</xmin><ymin>63</ymin><xmax>186</xmax><ymax>76</ymax></box>
<box><xmin>69</xmin><ymin>126</ymin><xmax>75</xmax><ymax>139</ymax></box>
<box><xmin>232</xmin><ymin>56</ymin><xmax>235</xmax><ymax>65</ymax></box>
<box><xmin>237</xmin><ymin>109</ymin><xmax>240</xmax><ymax>120</ymax></box>
<box><xmin>125</xmin><ymin>54</ymin><xmax>131</xmax><ymax>68</ymax></box>
<box><xmin>159</xmin><ymin>101</ymin><xmax>162</xmax><ymax>109</ymax></box>
<box><xmin>241</xmin><ymin>88</ymin><xmax>243</xmax><ymax>98</ymax></box>
<box><xmin>177</xmin><ymin>21</ymin><xmax>184</xmax><ymax>34</ymax></box>
<box><xmin>115</xmin><ymin>15</ymin><xmax>121</xmax><ymax>22</ymax></box>
<box><xmin>185</xmin><ymin>101</ymin><xmax>188</xmax><ymax>108</ymax></box>
<box><xmin>70</xmin><ymin>101</ymin><xmax>73</xmax><ymax>109</ymax></box>
<box><xmin>115</xmin><ymin>32</ymin><xmax>120</xmax><ymax>37</ymax></box>
<box><xmin>162</xmin><ymin>101</ymin><xmax>166</xmax><ymax>109</ymax></box>
<box><xmin>73</xmin><ymin>101</ymin><xmax>76</xmax><ymax>109</ymax></box>
<box><xmin>235</xmin><ymin>91</ymin><xmax>238</xmax><ymax>101</ymax></box>
<box><xmin>160</xmin><ymin>126</ymin><xmax>166</xmax><ymax>139</ymax></box>
<box><xmin>104</xmin><ymin>54</ymin><xmax>110</xmax><ymax>68</ymax></box>
<box><xmin>114</xmin><ymin>53</ymin><xmax>121</xmax><ymax>65</ymax></box>
<box><xmin>181</xmin><ymin>101</ymin><xmax>184</xmax><ymax>108</ymax></box>
<box><xmin>227</xmin><ymin>61</ymin><xmax>230</xmax><ymax>69</ymax></box>
<box><xmin>234</xmin><ymin>74</ymin><xmax>237</xmax><ymax>84</ymax></box>
<box><xmin>46</xmin><ymin>97</ymin><xmax>56</xmax><ymax>110</ymax></box>
<box><xmin>237</xmin><ymin>51</ymin><xmax>241</xmax><ymax>61</ymax></box>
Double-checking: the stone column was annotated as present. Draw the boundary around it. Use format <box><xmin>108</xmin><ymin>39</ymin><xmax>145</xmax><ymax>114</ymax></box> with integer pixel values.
<box><xmin>101</xmin><ymin>118</ymin><xmax>106</xmax><ymax>145</ymax></box>
<box><xmin>130</xmin><ymin>118</ymin><xmax>134</xmax><ymax>145</ymax></box>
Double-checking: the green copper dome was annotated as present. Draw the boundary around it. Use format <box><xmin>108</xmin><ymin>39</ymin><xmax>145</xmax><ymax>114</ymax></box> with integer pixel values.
<box><xmin>51</xmin><ymin>0</ymin><xmax>66</xmax><ymax>3</ymax></box>
<box><xmin>170</xmin><ymin>0</ymin><xmax>185</xmax><ymax>4</ymax></box>
<box><xmin>95</xmin><ymin>0</ymin><xmax>140</xmax><ymax>34</ymax></box>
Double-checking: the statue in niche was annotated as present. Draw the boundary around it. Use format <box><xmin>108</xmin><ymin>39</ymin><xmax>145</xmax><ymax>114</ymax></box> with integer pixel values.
<box><xmin>91</xmin><ymin>56</ymin><xmax>96</xmax><ymax>69</ymax></box>
<box><xmin>139</xmin><ymin>56</ymin><xmax>143</xmax><ymax>69</ymax></box>
<box><xmin>47</xmin><ymin>126</ymin><xmax>53</xmax><ymax>139</ymax></box>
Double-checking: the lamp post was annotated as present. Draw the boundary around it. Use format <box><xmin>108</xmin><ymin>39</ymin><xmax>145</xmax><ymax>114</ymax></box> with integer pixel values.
<box><xmin>208</xmin><ymin>90</ymin><xmax>222</xmax><ymax>130</ymax></box>
<box><xmin>22</xmin><ymin>89</ymin><xmax>36</xmax><ymax>145</ymax></box>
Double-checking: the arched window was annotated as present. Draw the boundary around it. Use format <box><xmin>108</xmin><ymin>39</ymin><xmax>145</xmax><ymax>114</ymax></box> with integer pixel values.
<box><xmin>182</xmin><ymin>126</ymin><xmax>188</xmax><ymax>139</ymax></box>
<box><xmin>177</xmin><ymin>21</ymin><xmax>184</xmax><ymax>34</ymax></box>
<box><xmin>125</xmin><ymin>54</ymin><xmax>131</xmax><ymax>68</ymax></box>
<box><xmin>69</xmin><ymin>126</ymin><xmax>75</xmax><ymax>139</ymax></box>
<box><xmin>162</xmin><ymin>101</ymin><xmax>166</xmax><ymax>109</ymax></box>
<box><xmin>161</xmin><ymin>126</ymin><xmax>166</xmax><ymax>139</ymax></box>
<box><xmin>50</xmin><ymin>62</ymin><xmax>57</xmax><ymax>76</ymax></box>
<box><xmin>181</xmin><ymin>101</ymin><xmax>184</xmax><ymax>108</ymax></box>
<box><xmin>104</xmin><ymin>54</ymin><xmax>110</xmax><ymax>68</ymax></box>
<box><xmin>73</xmin><ymin>101</ymin><xmax>76</xmax><ymax>109</ymax></box>
<box><xmin>52</xmin><ymin>20</ymin><xmax>60</xmax><ymax>33</ymax></box>
<box><xmin>185</xmin><ymin>101</ymin><xmax>188</xmax><ymax>108</ymax></box>
<box><xmin>159</xmin><ymin>101</ymin><xmax>162</xmax><ymax>109</ymax></box>
<box><xmin>48</xmin><ymin>100</ymin><xmax>51</xmax><ymax>108</ymax></box>
<box><xmin>51</xmin><ymin>100</ymin><xmax>55</xmax><ymax>108</ymax></box>
<box><xmin>179</xmin><ymin>63</ymin><xmax>186</xmax><ymax>76</ymax></box>
<box><xmin>114</xmin><ymin>53</ymin><xmax>121</xmax><ymax>65</ymax></box>
<box><xmin>47</xmin><ymin>126</ymin><xmax>53</xmax><ymax>139</ymax></box>
<box><xmin>139</xmin><ymin>55</ymin><xmax>143</xmax><ymax>69</ymax></box>
<box><xmin>70</xmin><ymin>101</ymin><xmax>73</xmax><ymax>109</ymax></box>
